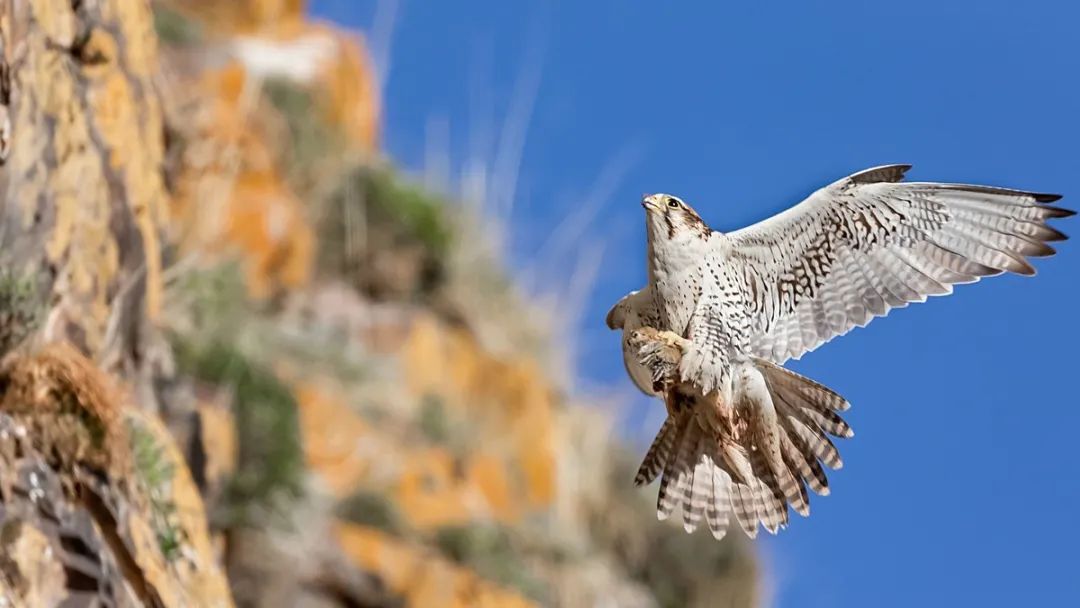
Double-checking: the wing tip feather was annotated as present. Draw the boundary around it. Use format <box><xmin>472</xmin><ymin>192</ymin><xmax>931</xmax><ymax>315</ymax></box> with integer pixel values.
<box><xmin>849</xmin><ymin>163</ymin><xmax>913</xmax><ymax>184</ymax></box>
<box><xmin>1043</xmin><ymin>204</ymin><xmax>1075</xmax><ymax>219</ymax></box>
<box><xmin>1033</xmin><ymin>192</ymin><xmax>1064</xmax><ymax>204</ymax></box>
<box><xmin>1039</xmin><ymin>225</ymin><xmax>1069</xmax><ymax>242</ymax></box>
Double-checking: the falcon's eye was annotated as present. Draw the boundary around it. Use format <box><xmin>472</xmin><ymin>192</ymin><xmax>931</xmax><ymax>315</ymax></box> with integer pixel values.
<box><xmin>666</xmin><ymin>197</ymin><xmax>680</xmax><ymax>208</ymax></box>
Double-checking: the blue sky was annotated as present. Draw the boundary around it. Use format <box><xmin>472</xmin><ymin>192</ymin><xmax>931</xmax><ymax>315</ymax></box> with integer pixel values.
<box><xmin>313</xmin><ymin>2</ymin><xmax>1079</xmax><ymax>606</ymax></box>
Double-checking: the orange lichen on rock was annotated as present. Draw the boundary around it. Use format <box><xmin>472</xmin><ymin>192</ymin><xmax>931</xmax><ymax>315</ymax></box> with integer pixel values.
<box><xmin>2</xmin><ymin>0</ymin><xmax>169</xmax><ymax>360</ymax></box>
<box><xmin>294</xmin><ymin>380</ymin><xmax>373</xmax><ymax>497</ymax></box>
<box><xmin>466</xmin><ymin>452</ymin><xmax>518</xmax><ymax>522</ymax></box>
<box><xmin>77</xmin><ymin>6</ymin><xmax>169</xmax><ymax>322</ymax></box>
<box><xmin>401</xmin><ymin>315</ymin><xmax>557</xmax><ymax>512</ymax></box>
<box><xmin>292</xmin><ymin>375</ymin><xmax>525</xmax><ymax>527</ymax></box>
<box><xmin>169</xmin><ymin>61</ymin><xmax>315</xmax><ymax>299</ymax></box>
<box><xmin>223</xmin><ymin>169</ymin><xmax>315</xmax><ymax>298</ymax></box>
<box><xmin>392</xmin><ymin>445</ymin><xmax>533</xmax><ymax>528</ymax></box>
<box><xmin>305</xmin><ymin>22</ymin><xmax>381</xmax><ymax>151</ymax></box>
<box><xmin>395</xmin><ymin>448</ymin><xmax>479</xmax><ymax>527</ymax></box>
<box><xmin>274</xmin><ymin>313</ymin><xmax>558</xmax><ymax>532</ymax></box>
<box><xmin>194</xmin><ymin>384</ymin><xmax>239</xmax><ymax>503</ymax></box>
<box><xmin>336</xmin><ymin>523</ymin><xmax>539</xmax><ymax>608</ymax></box>
<box><xmin>165</xmin><ymin>0</ymin><xmax>308</xmax><ymax>37</ymax></box>
<box><xmin>284</xmin><ymin>312</ymin><xmax>560</xmax><ymax>530</ymax></box>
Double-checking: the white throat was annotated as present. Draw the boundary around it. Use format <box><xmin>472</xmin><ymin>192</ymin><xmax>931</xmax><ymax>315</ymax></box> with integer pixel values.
<box><xmin>647</xmin><ymin>226</ymin><xmax>709</xmax><ymax>283</ymax></box>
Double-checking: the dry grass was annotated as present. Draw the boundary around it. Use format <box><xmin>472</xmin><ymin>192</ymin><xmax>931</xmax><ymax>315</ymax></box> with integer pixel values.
<box><xmin>0</xmin><ymin>342</ymin><xmax>132</xmax><ymax>477</ymax></box>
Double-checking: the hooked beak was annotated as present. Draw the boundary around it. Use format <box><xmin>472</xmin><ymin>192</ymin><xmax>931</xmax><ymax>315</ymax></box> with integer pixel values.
<box><xmin>641</xmin><ymin>193</ymin><xmax>663</xmax><ymax>213</ymax></box>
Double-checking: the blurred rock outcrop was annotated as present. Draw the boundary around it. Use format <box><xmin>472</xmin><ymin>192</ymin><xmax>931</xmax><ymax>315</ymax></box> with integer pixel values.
<box><xmin>0</xmin><ymin>1</ymin><xmax>761</xmax><ymax>607</ymax></box>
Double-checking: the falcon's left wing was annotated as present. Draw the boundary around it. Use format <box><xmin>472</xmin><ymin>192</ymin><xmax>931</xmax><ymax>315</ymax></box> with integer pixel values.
<box><xmin>728</xmin><ymin>164</ymin><xmax>1073</xmax><ymax>364</ymax></box>
<box><xmin>606</xmin><ymin>287</ymin><xmax>663</xmax><ymax>395</ymax></box>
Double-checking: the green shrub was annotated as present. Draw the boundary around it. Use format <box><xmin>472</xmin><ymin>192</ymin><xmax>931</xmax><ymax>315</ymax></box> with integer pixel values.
<box><xmin>173</xmin><ymin>338</ymin><xmax>304</xmax><ymax>526</ymax></box>
<box><xmin>127</xmin><ymin>416</ymin><xmax>186</xmax><ymax>561</ymax></box>
<box><xmin>0</xmin><ymin>270</ymin><xmax>43</xmax><ymax>356</ymax></box>
<box><xmin>153</xmin><ymin>5</ymin><xmax>203</xmax><ymax>46</ymax></box>
<box><xmin>336</xmin><ymin>489</ymin><xmax>405</xmax><ymax>535</ymax></box>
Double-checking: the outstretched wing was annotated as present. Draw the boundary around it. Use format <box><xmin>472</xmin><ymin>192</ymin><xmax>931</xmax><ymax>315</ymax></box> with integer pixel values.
<box><xmin>729</xmin><ymin>164</ymin><xmax>1073</xmax><ymax>364</ymax></box>
<box><xmin>606</xmin><ymin>287</ymin><xmax>663</xmax><ymax>396</ymax></box>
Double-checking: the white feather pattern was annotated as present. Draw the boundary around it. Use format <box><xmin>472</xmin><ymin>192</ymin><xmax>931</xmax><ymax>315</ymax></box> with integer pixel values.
<box><xmin>728</xmin><ymin>165</ymin><xmax>1072</xmax><ymax>364</ymax></box>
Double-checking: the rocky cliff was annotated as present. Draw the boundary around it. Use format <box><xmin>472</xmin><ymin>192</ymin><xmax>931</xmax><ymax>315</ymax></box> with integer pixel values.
<box><xmin>0</xmin><ymin>1</ymin><xmax>760</xmax><ymax>606</ymax></box>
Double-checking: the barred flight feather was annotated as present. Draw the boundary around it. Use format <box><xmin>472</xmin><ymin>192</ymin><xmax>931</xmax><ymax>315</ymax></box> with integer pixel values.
<box><xmin>729</xmin><ymin>166</ymin><xmax>1071</xmax><ymax>364</ymax></box>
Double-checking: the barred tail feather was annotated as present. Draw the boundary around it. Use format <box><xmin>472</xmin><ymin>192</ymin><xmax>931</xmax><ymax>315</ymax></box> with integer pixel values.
<box><xmin>705</xmin><ymin>450</ymin><xmax>733</xmax><ymax>540</ymax></box>
<box><xmin>645</xmin><ymin>411</ymin><xmax>739</xmax><ymax>540</ymax></box>
<box><xmin>748</xmin><ymin>446</ymin><xmax>788</xmax><ymax>534</ymax></box>
<box><xmin>633</xmin><ymin>357</ymin><xmax>854</xmax><ymax>541</ymax></box>
<box><xmin>656</xmin><ymin>414</ymin><xmax>692</xmax><ymax>520</ymax></box>
<box><xmin>730</xmin><ymin>480</ymin><xmax>761</xmax><ymax>538</ymax></box>
<box><xmin>684</xmin><ymin>434</ymin><xmax>713</xmax><ymax>533</ymax></box>
<box><xmin>712</xmin><ymin>441</ymin><xmax>756</xmax><ymax>538</ymax></box>
<box><xmin>634</xmin><ymin>415</ymin><xmax>679</xmax><ymax>486</ymax></box>
<box><xmin>756</xmin><ymin>356</ymin><xmax>853</xmax><ymax>499</ymax></box>
<box><xmin>780</xmin><ymin>425</ymin><xmax>831</xmax><ymax>496</ymax></box>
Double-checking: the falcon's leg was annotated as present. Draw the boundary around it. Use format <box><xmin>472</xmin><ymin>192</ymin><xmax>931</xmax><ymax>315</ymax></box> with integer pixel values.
<box><xmin>628</xmin><ymin>327</ymin><xmax>691</xmax><ymax>392</ymax></box>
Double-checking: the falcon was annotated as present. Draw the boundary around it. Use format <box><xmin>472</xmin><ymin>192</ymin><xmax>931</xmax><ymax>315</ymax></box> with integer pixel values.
<box><xmin>606</xmin><ymin>164</ymin><xmax>1072</xmax><ymax>540</ymax></box>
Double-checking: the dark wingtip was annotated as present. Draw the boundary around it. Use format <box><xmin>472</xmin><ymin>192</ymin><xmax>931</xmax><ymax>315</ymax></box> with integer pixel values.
<box><xmin>1014</xmin><ymin>262</ymin><xmax>1038</xmax><ymax>277</ymax></box>
<box><xmin>1044</xmin><ymin>205</ymin><xmax>1076</xmax><ymax>219</ymax></box>
<box><xmin>1041</xmin><ymin>225</ymin><xmax>1069</xmax><ymax>241</ymax></box>
<box><xmin>849</xmin><ymin>163</ymin><xmax>913</xmax><ymax>184</ymax></box>
<box><xmin>1033</xmin><ymin>192</ymin><xmax>1064</xmax><ymax>203</ymax></box>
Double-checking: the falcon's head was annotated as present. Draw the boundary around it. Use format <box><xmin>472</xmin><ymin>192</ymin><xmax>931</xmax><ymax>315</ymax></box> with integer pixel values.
<box><xmin>642</xmin><ymin>193</ymin><xmax>710</xmax><ymax>242</ymax></box>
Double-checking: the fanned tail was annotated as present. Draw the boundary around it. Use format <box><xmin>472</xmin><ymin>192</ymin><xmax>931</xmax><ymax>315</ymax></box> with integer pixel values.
<box><xmin>636</xmin><ymin>357</ymin><xmax>853</xmax><ymax>540</ymax></box>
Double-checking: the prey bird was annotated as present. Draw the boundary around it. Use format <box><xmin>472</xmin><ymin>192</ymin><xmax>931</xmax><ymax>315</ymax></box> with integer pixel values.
<box><xmin>606</xmin><ymin>164</ymin><xmax>1072</xmax><ymax>540</ymax></box>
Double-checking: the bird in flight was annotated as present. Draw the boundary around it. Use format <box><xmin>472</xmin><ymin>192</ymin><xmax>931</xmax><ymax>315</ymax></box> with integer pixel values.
<box><xmin>606</xmin><ymin>164</ymin><xmax>1072</xmax><ymax>540</ymax></box>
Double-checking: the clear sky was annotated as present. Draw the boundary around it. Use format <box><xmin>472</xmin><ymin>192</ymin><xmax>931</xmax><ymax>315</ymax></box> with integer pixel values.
<box><xmin>314</xmin><ymin>2</ymin><xmax>1079</xmax><ymax>606</ymax></box>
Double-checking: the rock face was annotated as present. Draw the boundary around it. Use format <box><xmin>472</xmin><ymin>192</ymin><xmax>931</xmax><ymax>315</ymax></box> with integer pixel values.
<box><xmin>0</xmin><ymin>2</ymin><xmax>760</xmax><ymax>607</ymax></box>
<box><xmin>0</xmin><ymin>343</ymin><xmax>233</xmax><ymax>607</ymax></box>
<box><xmin>0</xmin><ymin>0</ymin><xmax>231</xmax><ymax>605</ymax></box>
<box><xmin>0</xmin><ymin>0</ymin><xmax>169</xmax><ymax>368</ymax></box>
